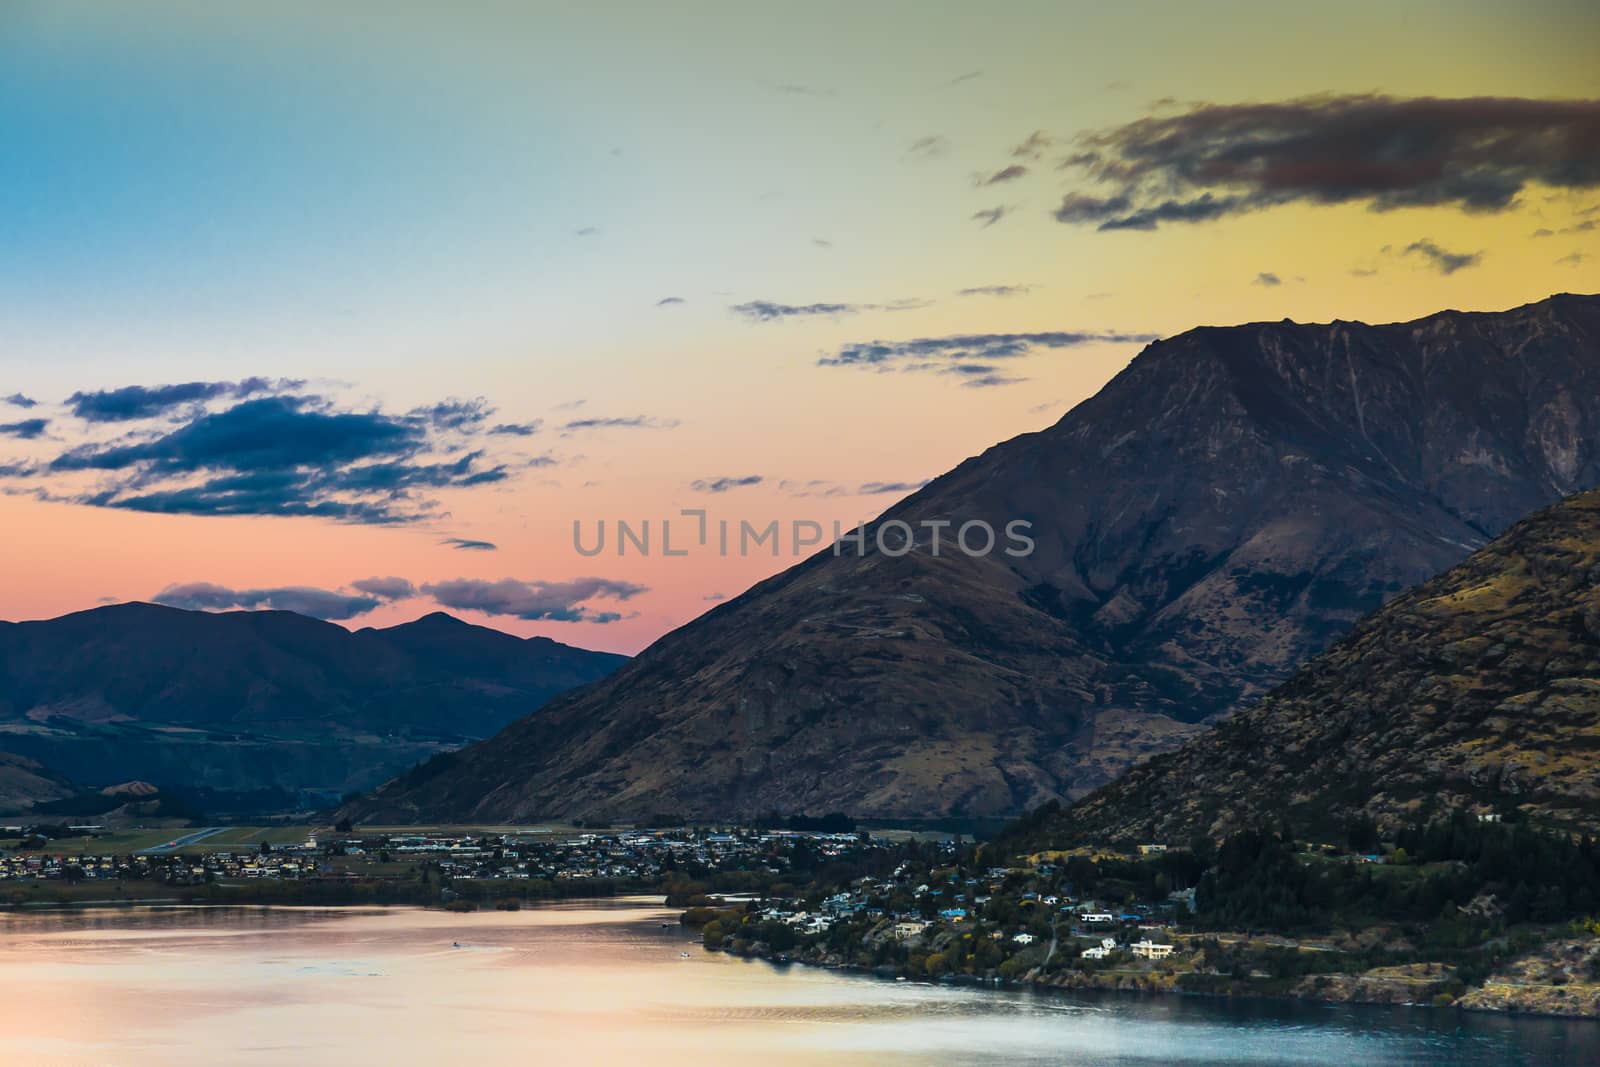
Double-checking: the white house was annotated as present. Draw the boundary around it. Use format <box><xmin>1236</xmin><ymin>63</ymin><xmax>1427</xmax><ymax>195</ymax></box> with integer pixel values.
<box><xmin>1012</xmin><ymin>932</ymin><xmax>1035</xmax><ymax>945</ymax></box>
<box><xmin>1080</xmin><ymin>912</ymin><xmax>1115</xmax><ymax>924</ymax></box>
<box><xmin>1131</xmin><ymin>939</ymin><xmax>1174</xmax><ymax>960</ymax></box>
<box><xmin>1101</xmin><ymin>937</ymin><xmax>1117</xmax><ymax>950</ymax></box>
<box><xmin>1080</xmin><ymin>946</ymin><xmax>1109</xmax><ymax>959</ymax></box>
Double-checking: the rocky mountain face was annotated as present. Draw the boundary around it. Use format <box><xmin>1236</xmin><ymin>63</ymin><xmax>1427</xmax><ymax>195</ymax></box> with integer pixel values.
<box><xmin>346</xmin><ymin>293</ymin><xmax>1600</xmax><ymax>825</ymax></box>
<box><xmin>0</xmin><ymin>604</ymin><xmax>626</xmax><ymax>799</ymax></box>
<box><xmin>1047</xmin><ymin>487</ymin><xmax>1600</xmax><ymax>843</ymax></box>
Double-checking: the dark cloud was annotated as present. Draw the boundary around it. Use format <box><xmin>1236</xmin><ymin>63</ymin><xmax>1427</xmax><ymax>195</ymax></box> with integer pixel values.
<box><xmin>971</xmin><ymin>206</ymin><xmax>1009</xmax><ymax>228</ymax></box>
<box><xmin>488</xmin><ymin>421</ymin><xmax>541</xmax><ymax>437</ymax></box>
<box><xmin>859</xmin><ymin>480</ymin><xmax>932</xmax><ymax>495</ymax></box>
<box><xmin>350</xmin><ymin>576</ymin><xmax>418</xmax><ymax>599</ymax></box>
<box><xmin>1054</xmin><ymin>94</ymin><xmax>1600</xmax><ymax>230</ymax></box>
<box><xmin>1402</xmin><ymin>238</ymin><xmax>1483</xmax><ymax>274</ymax></box>
<box><xmin>1557</xmin><ymin>251</ymin><xmax>1589</xmax><ymax>266</ymax></box>
<box><xmin>441</xmin><ymin>537</ymin><xmax>498</xmax><ymax>551</ymax></box>
<box><xmin>906</xmin><ymin>135</ymin><xmax>951</xmax><ymax>160</ymax></box>
<box><xmin>1532</xmin><ymin>219</ymin><xmax>1597</xmax><ymax>237</ymax></box>
<box><xmin>43</xmin><ymin>394</ymin><xmax>509</xmax><ymax>524</ymax></box>
<box><xmin>3</xmin><ymin>393</ymin><xmax>36</xmax><ymax>409</ymax></box>
<box><xmin>1254</xmin><ymin>272</ymin><xmax>1283</xmax><ymax>286</ymax></box>
<box><xmin>943</xmin><ymin>71</ymin><xmax>983</xmax><ymax>87</ymax></box>
<box><xmin>656</xmin><ymin>296</ymin><xmax>686</xmax><ymax>306</ymax></box>
<box><xmin>575</xmin><ymin>226</ymin><xmax>599</xmax><ymax>236</ymax></box>
<box><xmin>819</xmin><ymin>329</ymin><xmax>1159</xmax><ymax>372</ymax></box>
<box><xmin>1011</xmin><ymin>131</ymin><xmax>1053</xmax><ymax>160</ymax></box>
<box><xmin>0</xmin><ymin>418</ymin><xmax>47</xmax><ymax>439</ymax></box>
<box><xmin>561</xmin><ymin>415</ymin><xmax>679</xmax><ymax>433</ymax></box>
<box><xmin>975</xmin><ymin>164</ymin><xmax>1028</xmax><ymax>186</ymax></box>
<box><xmin>152</xmin><ymin>581</ymin><xmax>384</xmax><ymax>621</ymax></box>
<box><xmin>419</xmin><ymin>576</ymin><xmax>646</xmax><ymax>623</ymax></box>
<box><xmin>956</xmin><ymin>284</ymin><xmax>1031</xmax><ymax>298</ymax></box>
<box><xmin>410</xmin><ymin>398</ymin><xmax>492</xmax><ymax>432</ymax></box>
<box><xmin>690</xmin><ymin>475</ymin><xmax>764</xmax><ymax>493</ymax></box>
<box><xmin>731</xmin><ymin>300</ymin><xmax>860</xmax><ymax>322</ymax></box>
<box><xmin>66</xmin><ymin>378</ymin><xmax>302</xmax><ymax>423</ymax></box>
<box><xmin>731</xmin><ymin>298</ymin><xmax>928</xmax><ymax>322</ymax></box>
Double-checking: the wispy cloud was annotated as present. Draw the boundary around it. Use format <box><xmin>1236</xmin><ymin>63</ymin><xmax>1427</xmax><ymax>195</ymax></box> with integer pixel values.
<box><xmin>441</xmin><ymin>537</ymin><xmax>498</xmax><ymax>551</ymax></box>
<box><xmin>974</xmin><ymin>164</ymin><xmax>1028</xmax><ymax>187</ymax></box>
<box><xmin>1253</xmin><ymin>272</ymin><xmax>1282</xmax><ymax>286</ymax></box>
<box><xmin>690</xmin><ymin>475</ymin><xmax>764</xmax><ymax>493</ymax></box>
<box><xmin>152</xmin><ymin>580</ymin><xmax>394</xmax><ymax>621</ymax></box>
<box><xmin>971</xmin><ymin>206</ymin><xmax>1009</xmax><ymax>228</ymax></box>
<box><xmin>859</xmin><ymin>479</ymin><xmax>932</xmax><ymax>495</ymax></box>
<box><xmin>560</xmin><ymin>415</ymin><xmax>679</xmax><ymax>434</ymax></box>
<box><xmin>730</xmin><ymin>298</ymin><xmax>928</xmax><ymax>322</ymax></box>
<box><xmin>819</xmin><ymin>330</ymin><xmax>1159</xmax><ymax>378</ymax></box>
<box><xmin>905</xmin><ymin>135</ymin><xmax>951</xmax><ymax>160</ymax></box>
<box><xmin>956</xmin><ymin>284</ymin><xmax>1032</xmax><ymax>298</ymax></box>
<box><xmin>1557</xmin><ymin>251</ymin><xmax>1589</xmax><ymax>267</ymax></box>
<box><xmin>3</xmin><ymin>393</ymin><xmax>36</xmax><ymax>409</ymax></box>
<box><xmin>420</xmin><ymin>576</ymin><xmax>646</xmax><ymax>623</ymax></box>
<box><xmin>1402</xmin><ymin>238</ymin><xmax>1482</xmax><ymax>274</ymax></box>
<box><xmin>656</xmin><ymin>296</ymin><xmax>686</xmax><ymax>306</ymax></box>
<box><xmin>1053</xmin><ymin>94</ymin><xmax>1600</xmax><ymax>230</ymax></box>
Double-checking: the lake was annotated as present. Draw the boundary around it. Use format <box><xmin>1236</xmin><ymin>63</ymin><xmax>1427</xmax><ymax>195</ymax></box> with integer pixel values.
<box><xmin>0</xmin><ymin>898</ymin><xmax>1595</xmax><ymax>1065</ymax></box>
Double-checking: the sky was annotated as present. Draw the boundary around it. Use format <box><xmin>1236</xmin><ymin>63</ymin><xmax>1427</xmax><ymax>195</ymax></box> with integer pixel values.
<box><xmin>0</xmin><ymin>1</ymin><xmax>1597</xmax><ymax>653</ymax></box>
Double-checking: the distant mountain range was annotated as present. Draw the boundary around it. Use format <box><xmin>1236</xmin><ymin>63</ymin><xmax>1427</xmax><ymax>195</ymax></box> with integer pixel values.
<box><xmin>345</xmin><ymin>293</ymin><xmax>1600</xmax><ymax>825</ymax></box>
<box><xmin>1046</xmin><ymin>487</ymin><xmax>1600</xmax><ymax>843</ymax></box>
<box><xmin>0</xmin><ymin>604</ymin><xmax>626</xmax><ymax>809</ymax></box>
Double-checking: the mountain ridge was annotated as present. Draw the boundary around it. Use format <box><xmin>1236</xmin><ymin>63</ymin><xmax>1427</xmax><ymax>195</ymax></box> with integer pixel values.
<box><xmin>1040</xmin><ymin>486</ymin><xmax>1600</xmax><ymax>843</ymax></box>
<box><xmin>0</xmin><ymin>603</ymin><xmax>627</xmax><ymax>798</ymax></box>
<box><xmin>344</xmin><ymin>293</ymin><xmax>1600</xmax><ymax>824</ymax></box>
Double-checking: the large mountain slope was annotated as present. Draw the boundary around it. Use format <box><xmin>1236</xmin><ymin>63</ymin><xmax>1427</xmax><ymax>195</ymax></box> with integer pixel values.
<box><xmin>0</xmin><ymin>604</ymin><xmax>626</xmax><ymax>797</ymax></box>
<box><xmin>348</xmin><ymin>293</ymin><xmax>1600</xmax><ymax>824</ymax></box>
<box><xmin>1047</xmin><ymin>487</ymin><xmax>1600</xmax><ymax>842</ymax></box>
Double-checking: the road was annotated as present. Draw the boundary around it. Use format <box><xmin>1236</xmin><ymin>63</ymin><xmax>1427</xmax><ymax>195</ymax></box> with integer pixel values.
<box><xmin>136</xmin><ymin>827</ymin><xmax>228</xmax><ymax>855</ymax></box>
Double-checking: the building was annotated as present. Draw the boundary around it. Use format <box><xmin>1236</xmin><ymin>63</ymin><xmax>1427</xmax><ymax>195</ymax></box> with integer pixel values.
<box><xmin>1012</xmin><ymin>932</ymin><xmax>1035</xmax><ymax>945</ymax></box>
<box><xmin>893</xmin><ymin>921</ymin><xmax>929</xmax><ymax>940</ymax></box>
<box><xmin>1131</xmin><ymin>939</ymin><xmax>1174</xmax><ymax>959</ymax></box>
<box><xmin>1137</xmin><ymin>843</ymin><xmax>1167</xmax><ymax>856</ymax></box>
<box><xmin>1080</xmin><ymin>946</ymin><xmax>1109</xmax><ymax>959</ymax></box>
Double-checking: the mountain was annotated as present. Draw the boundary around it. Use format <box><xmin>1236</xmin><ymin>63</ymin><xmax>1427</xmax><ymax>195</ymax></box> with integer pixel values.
<box><xmin>345</xmin><ymin>293</ymin><xmax>1600</xmax><ymax>825</ymax></box>
<box><xmin>1041</xmin><ymin>487</ymin><xmax>1600</xmax><ymax>843</ymax></box>
<box><xmin>0</xmin><ymin>604</ymin><xmax>627</xmax><ymax>800</ymax></box>
<box><xmin>0</xmin><ymin>752</ymin><xmax>76</xmax><ymax>815</ymax></box>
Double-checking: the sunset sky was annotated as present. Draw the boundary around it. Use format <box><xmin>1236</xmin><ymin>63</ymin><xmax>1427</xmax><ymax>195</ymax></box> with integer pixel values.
<box><xmin>1</xmin><ymin>1</ymin><xmax>1597</xmax><ymax>653</ymax></box>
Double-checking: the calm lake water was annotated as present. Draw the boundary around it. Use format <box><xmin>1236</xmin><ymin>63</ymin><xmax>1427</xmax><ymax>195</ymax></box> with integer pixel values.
<box><xmin>0</xmin><ymin>898</ymin><xmax>1596</xmax><ymax>1066</ymax></box>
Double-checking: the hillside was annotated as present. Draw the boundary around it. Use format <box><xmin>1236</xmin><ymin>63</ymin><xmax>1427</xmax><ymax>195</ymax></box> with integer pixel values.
<box><xmin>0</xmin><ymin>605</ymin><xmax>626</xmax><ymax>800</ymax></box>
<box><xmin>1049</xmin><ymin>488</ymin><xmax>1600</xmax><ymax>843</ymax></box>
<box><xmin>346</xmin><ymin>293</ymin><xmax>1600</xmax><ymax>824</ymax></box>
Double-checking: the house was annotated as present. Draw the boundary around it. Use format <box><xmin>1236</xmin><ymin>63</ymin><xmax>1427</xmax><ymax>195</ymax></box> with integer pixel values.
<box><xmin>1137</xmin><ymin>843</ymin><xmax>1167</xmax><ymax>856</ymax></box>
<box><xmin>1012</xmin><ymin>932</ymin><xmax>1035</xmax><ymax>945</ymax></box>
<box><xmin>1100</xmin><ymin>937</ymin><xmax>1117</xmax><ymax>950</ymax></box>
<box><xmin>1080</xmin><ymin>946</ymin><xmax>1109</xmax><ymax>959</ymax></box>
<box><xmin>1131</xmin><ymin>940</ymin><xmax>1174</xmax><ymax>959</ymax></box>
<box><xmin>938</xmin><ymin>908</ymin><xmax>967</xmax><ymax>922</ymax></box>
<box><xmin>1080</xmin><ymin>912</ymin><xmax>1115</xmax><ymax>924</ymax></box>
<box><xmin>893</xmin><ymin>921</ymin><xmax>929</xmax><ymax>940</ymax></box>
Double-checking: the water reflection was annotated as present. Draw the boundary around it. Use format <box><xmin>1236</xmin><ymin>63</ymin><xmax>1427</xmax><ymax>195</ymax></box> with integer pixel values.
<box><xmin>0</xmin><ymin>899</ymin><xmax>1593</xmax><ymax>1066</ymax></box>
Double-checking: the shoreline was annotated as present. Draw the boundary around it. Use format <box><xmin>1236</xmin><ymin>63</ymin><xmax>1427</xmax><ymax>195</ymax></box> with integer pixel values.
<box><xmin>703</xmin><ymin>937</ymin><xmax>1600</xmax><ymax>1022</ymax></box>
